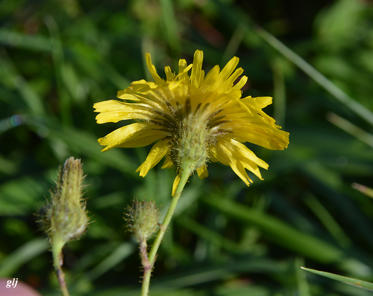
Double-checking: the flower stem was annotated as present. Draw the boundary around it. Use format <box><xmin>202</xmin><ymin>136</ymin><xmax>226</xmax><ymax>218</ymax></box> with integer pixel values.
<box><xmin>52</xmin><ymin>239</ymin><xmax>70</xmax><ymax>296</ymax></box>
<box><xmin>141</xmin><ymin>166</ymin><xmax>192</xmax><ymax>296</ymax></box>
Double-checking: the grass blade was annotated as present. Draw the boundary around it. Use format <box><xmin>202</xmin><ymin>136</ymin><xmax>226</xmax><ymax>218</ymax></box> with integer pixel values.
<box><xmin>327</xmin><ymin>113</ymin><xmax>373</xmax><ymax>148</ymax></box>
<box><xmin>87</xmin><ymin>243</ymin><xmax>134</xmax><ymax>280</ymax></box>
<box><xmin>352</xmin><ymin>183</ymin><xmax>373</xmax><ymax>199</ymax></box>
<box><xmin>0</xmin><ymin>238</ymin><xmax>48</xmax><ymax>277</ymax></box>
<box><xmin>301</xmin><ymin>266</ymin><xmax>373</xmax><ymax>291</ymax></box>
<box><xmin>255</xmin><ymin>27</ymin><xmax>373</xmax><ymax>126</ymax></box>
<box><xmin>203</xmin><ymin>195</ymin><xmax>343</xmax><ymax>263</ymax></box>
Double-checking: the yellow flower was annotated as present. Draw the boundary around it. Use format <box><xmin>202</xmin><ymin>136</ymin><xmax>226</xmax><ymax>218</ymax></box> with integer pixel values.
<box><xmin>94</xmin><ymin>50</ymin><xmax>289</xmax><ymax>194</ymax></box>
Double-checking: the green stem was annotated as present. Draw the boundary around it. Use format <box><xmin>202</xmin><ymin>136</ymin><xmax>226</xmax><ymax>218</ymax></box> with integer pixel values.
<box><xmin>141</xmin><ymin>166</ymin><xmax>192</xmax><ymax>296</ymax></box>
<box><xmin>52</xmin><ymin>239</ymin><xmax>70</xmax><ymax>296</ymax></box>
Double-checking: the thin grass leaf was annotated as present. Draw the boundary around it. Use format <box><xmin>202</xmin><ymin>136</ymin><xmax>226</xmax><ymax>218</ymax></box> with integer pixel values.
<box><xmin>301</xmin><ymin>266</ymin><xmax>373</xmax><ymax>291</ymax></box>
<box><xmin>0</xmin><ymin>56</ymin><xmax>45</xmax><ymax>116</ymax></box>
<box><xmin>46</xmin><ymin>16</ymin><xmax>72</xmax><ymax>125</ymax></box>
<box><xmin>27</xmin><ymin>116</ymin><xmax>138</xmax><ymax>176</ymax></box>
<box><xmin>160</xmin><ymin>0</ymin><xmax>180</xmax><ymax>53</ymax></box>
<box><xmin>255</xmin><ymin>27</ymin><xmax>373</xmax><ymax>126</ymax></box>
<box><xmin>203</xmin><ymin>195</ymin><xmax>343</xmax><ymax>263</ymax></box>
<box><xmin>0</xmin><ymin>238</ymin><xmax>48</xmax><ymax>277</ymax></box>
<box><xmin>296</xmin><ymin>258</ymin><xmax>311</xmax><ymax>296</ymax></box>
<box><xmin>0</xmin><ymin>29</ymin><xmax>52</xmax><ymax>51</ymax></box>
<box><xmin>86</xmin><ymin>243</ymin><xmax>134</xmax><ymax>280</ymax></box>
<box><xmin>222</xmin><ymin>23</ymin><xmax>246</xmax><ymax>63</ymax></box>
<box><xmin>272</xmin><ymin>58</ymin><xmax>286</xmax><ymax>126</ymax></box>
<box><xmin>304</xmin><ymin>194</ymin><xmax>351</xmax><ymax>248</ymax></box>
<box><xmin>352</xmin><ymin>183</ymin><xmax>373</xmax><ymax>199</ymax></box>
<box><xmin>177</xmin><ymin>216</ymin><xmax>244</xmax><ymax>253</ymax></box>
<box><xmin>327</xmin><ymin>113</ymin><xmax>373</xmax><ymax>148</ymax></box>
<box><xmin>153</xmin><ymin>258</ymin><xmax>287</xmax><ymax>289</ymax></box>
<box><xmin>0</xmin><ymin>177</ymin><xmax>46</xmax><ymax>215</ymax></box>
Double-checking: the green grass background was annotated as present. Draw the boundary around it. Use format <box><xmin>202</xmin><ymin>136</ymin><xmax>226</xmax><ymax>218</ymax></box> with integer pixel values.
<box><xmin>1</xmin><ymin>0</ymin><xmax>373</xmax><ymax>295</ymax></box>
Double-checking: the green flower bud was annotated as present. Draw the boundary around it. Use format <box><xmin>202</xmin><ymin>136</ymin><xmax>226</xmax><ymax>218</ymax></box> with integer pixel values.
<box><xmin>42</xmin><ymin>157</ymin><xmax>88</xmax><ymax>249</ymax></box>
<box><xmin>124</xmin><ymin>200</ymin><xmax>159</xmax><ymax>242</ymax></box>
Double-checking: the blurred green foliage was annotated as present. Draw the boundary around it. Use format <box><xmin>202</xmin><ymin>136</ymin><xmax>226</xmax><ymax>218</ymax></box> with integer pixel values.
<box><xmin>0</xmin><ymin>0</ymin><xmax>372</xmax><ymax>295</ymax></box>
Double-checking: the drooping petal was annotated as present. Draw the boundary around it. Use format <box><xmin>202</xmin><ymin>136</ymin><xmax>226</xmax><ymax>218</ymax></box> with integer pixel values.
<box><xmin>230</xmin><ymin>122</ymin><xmax>289</xmax><ymax>150</ymax></box>
<box><xmin>196</xmin><ymin>164</ymin><xmax>208</xmax><ymax>179</ymax></box>
<box><xmin>136</xmin><ymin>139</ymin><xmax>170</xmax><ymax>177</ymax></box>
<box><xmin>171</xmin><ymin>174</ymin><xmax>180</xmax><ymax>196</ymax></box>
<box><xmin>210</xmin><ymin>138</ymin><xmax>269</xmax><ymax>185</ymax></box>
<box><xmin>161</xmin><ymin>156</ymin><xmax>173</xmax><ymax>169</ymax></box>
<box><xmin>98</xmin><ymin>123</ymin><xmax>167</xmax><ymax>151</ymax></box>
<box><xmin>229</xmin><ymin>139</ymin><xmax>268</xmax><ymax>169</ymax></box>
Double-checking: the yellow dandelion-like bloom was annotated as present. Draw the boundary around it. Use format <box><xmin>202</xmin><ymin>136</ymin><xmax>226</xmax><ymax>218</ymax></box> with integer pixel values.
<box><xmin>94</xmin><ymin>50</ymin><xmax>289</xmax><ymax>194</ymax></box>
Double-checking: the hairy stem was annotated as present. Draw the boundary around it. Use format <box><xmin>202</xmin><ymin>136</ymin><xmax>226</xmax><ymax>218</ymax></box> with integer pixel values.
<box><xmin>140</xmin><ymin>166</ymin><xmax>192</xmax><ymax>296</ymax></box>
<box><xmin>52</xmin><ymin>240</ymin><xmax>70</xmax><ymax>296</ymax></box>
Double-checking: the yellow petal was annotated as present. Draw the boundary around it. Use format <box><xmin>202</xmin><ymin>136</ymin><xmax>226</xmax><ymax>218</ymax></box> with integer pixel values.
<box><xmin>172</xmin><ymin>174</ymin><xmax>180</xmax><ymax>197</ymax></box>
<box><xmin>145</xmin><ymin>53</ymin><xmax>163</xmax><ymax>84</ymax></box>
<box><xmin>161</xmin><ymin>156</ymin><xmax>173</xmax><ymax>169</ymax></box>
<box><xmin>230</xmin><ymin>159</ymin><xmax>253</xmax><ymax>186</ymax></box>
<box><xmin>229</xmin><ymin>139</ymin><xmax>268</xmax><ymax>169</ymax></box>
<box><xmin>233</xmin><ymin>75</ymin><xmax>248</xmax><ymax>90</ymax></box>
<box><xmin>219</xmin><ymin>56</ymin><xmax>239</xmax><ymax>80</ymax></box>
<box><xmin>231</xmin><ymin>123</ymin><xmax>289</xmax><ymax>150</ymax></box>
<box><xmin>190</xmin><ymin>50</ymin><xmax>204</xmax><ymax>87</ymax></box>
<box><xmin>98</xmin><ymin>123</ymin><xmax>167</xmax><ymax>151</ymax></box>
<box><xmin>196</xmin><ymin>164</ymin><xmax>208</xmax><ymax>179</ymax></box>
<box><xmin>242</xmin><ymin>96</ymin><xmax>272</xmax><ymax>109</ymax></box>
<box><xmin>178</xmin><ymin>59</ymin><xmax>187</xmax><ymax>73</ymax></box>
<box><xmin>164</xmin><ymin>66</ymin><xmax>175</xmax><ymax>81</ymax></box>
<box><xmin>136</xmin><ymin>139</ymin><xmax>169</xmax><ymax>177</ymax></box>
<box><xmin>94</xmin><ymin>100</ymin><xmax>150</xmax><ymax>123</ymax></box>
<box><xmin>116</xmin><ymin>90</ymin><xmax>140</xmax><ymax>101</ymax></box>
<box><xmin>212</xmin><ymin>139</ymin><xmax>267</xmax><ymax>185</ymax></box>
<box><xmin>204</xmin><ymin>65</ymin><xmax>220</xmax><ymax>85</ymax></box>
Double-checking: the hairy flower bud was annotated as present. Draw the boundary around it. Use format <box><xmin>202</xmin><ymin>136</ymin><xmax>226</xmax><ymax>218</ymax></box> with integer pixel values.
<box><xmin>42</xmin><ymin>157</ymin><xmax>88</xmax><ymax>249</ymax></box>
<box><xmin>124</xmin><ymin>200</ymin><xmax>159</xmax><ymax>242</ymax></box>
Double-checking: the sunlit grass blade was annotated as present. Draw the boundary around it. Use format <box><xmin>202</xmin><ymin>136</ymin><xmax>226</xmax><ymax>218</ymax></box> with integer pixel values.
<box><xmin>352</xmin><ymin>183</ymin><xmax>373</xmax><ymax>199</ymax></box>
<box><xmin>0</xmin><ymin>238</ymin><xmax>48</xmax><ymax>277</ymax></box>
<box><xmin>301</xmin><ymin>266</ymin><xmax>373</xmax><ymax>291</ymax></box>
<box><xmin>327</xmin><ymin>113</ymin><xmax>373</xmax><ymax>148</ymax></box>
<box><xmin>255</xmin><ymin>27</ymin><xmax>373</xmax><ymax>126</ymax></box>
<box><xmin>296</xmin><ymin>258</ymin><xmax>311</xmax><ymax>296</ymax></box>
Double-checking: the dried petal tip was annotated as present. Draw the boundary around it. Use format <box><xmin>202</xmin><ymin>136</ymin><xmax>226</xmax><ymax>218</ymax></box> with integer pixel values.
<box><xmin>41</xmin><ymin>157</ymin><xmax>88</xmax><ymax>248</ymax></box>
<box><xmin>124</xmin><ymin>200</ymin><xmax>159</xmax><ymax>242</ymax></box>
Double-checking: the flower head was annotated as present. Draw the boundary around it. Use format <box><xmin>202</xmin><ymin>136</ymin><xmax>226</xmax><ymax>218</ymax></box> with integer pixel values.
<box><xmin>94</xmin><ymin>50</ymin><xmax>289</xmax><ymax>194</ymax></box>
<box><xmin>124</xmin><ymin>200</ymin><xmax>159</xmax><ymax>242</ymax></box>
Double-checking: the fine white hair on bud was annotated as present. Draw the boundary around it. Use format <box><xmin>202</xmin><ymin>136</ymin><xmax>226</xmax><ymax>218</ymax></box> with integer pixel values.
<box><xmin>41</xmin><ymin>157</ymin><xmax>88</xmax><ymax>248</ymax></box>
<box><xmin>124</xmin><ymin>200</ymin><xmax>159</xmax><ymax>243</ymax></box>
